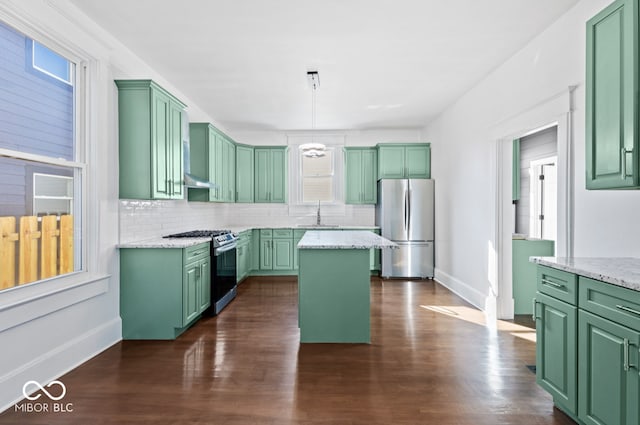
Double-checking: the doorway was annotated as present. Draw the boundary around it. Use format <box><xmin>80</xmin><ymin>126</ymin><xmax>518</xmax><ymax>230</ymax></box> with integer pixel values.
<box><xmin>512</xmin><ymin>126</ymin><xmax>557</xmax><ymax>317</ymax></box>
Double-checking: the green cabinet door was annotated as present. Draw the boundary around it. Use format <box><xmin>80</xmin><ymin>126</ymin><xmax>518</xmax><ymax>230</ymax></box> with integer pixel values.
<box><xmin>183</xmin><ymin>262</ymin><xmax>200</xmax><ymax>326</ymax></box>
<box><xmin>223</xmin><ymin>137</ymin><xmax>236</xmax><ymax>202</ymax></box>
<box><xmin>586</xmin><ymin>0</ymin><xmax>638</xmax><ymax>189</ymax></box>
<box><xmin>377</xmin><ymin>144</ymin><xmax>431</xmax><ymax>179</ymax></box>
<box><xmin>199</xmin><ymin>258</ymin><xmax>211</xmax><ymax>313</ymax></box>
<box><xmin>344</xmin><ymin>148</ymin><xmax>378</xmax><ymax>204</ymax></box>
<box><xmin>260</xmin><ymin>237</ymin><xmax>273</xmax><ymax>270</ymax></box>
<box><xmin>254</xmin><ymin>147</ymin><xmax>288</xmax><ymax>203</ymax></box>
<box><xmin>116</xmin><ymin>80</ymin><xmax>186</xmax><ymax>200</ymax></box>
<box><xmin>236</xmin><ymin>145</ymin><xmax>254</xmax><ymax>202</ymax></box>
<box><xmin>273</xmin><ymin>238</ymin><xmax>293</xmax><ymax>270</ymax></box>
<box><xmin>405</xmin><ymin>145</ymin><xmax>430</xmax><ymax>178</ymax></box>
<box><xmin>578</xmin><ymin>310</ymin><xmax>640</xmax><ymax>425</ymax></box>
<box><xmin>293</xmin><ymin>229</ymin><xmax>305</xmax><ymax>270</ymax></box>
<box><xmin>535</xmin><ymin>291</ymin><xmax>578</xmax><ymax>416</ymax></box>
<box><xmin>378</xmin><ymin>145</ymin><xmax>405</xmax><ymax>178</ymax></box>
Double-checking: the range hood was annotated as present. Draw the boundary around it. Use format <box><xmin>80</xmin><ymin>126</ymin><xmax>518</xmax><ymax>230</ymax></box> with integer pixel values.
<box><xmin>184</xmin><ymin>172</ymin><xmax>218</xmax><ymax>189</ymax></box>
<box><xmin>182</xmin><ymin>111</ymin><xmax>218</xmax><ymax>189</ymax></box>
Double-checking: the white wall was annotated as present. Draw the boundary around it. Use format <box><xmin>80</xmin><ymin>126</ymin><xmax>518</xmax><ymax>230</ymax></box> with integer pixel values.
<box><xmin>424</xmin><ymin>0</ymin><xmax>640</xmax><ymax>311</ymax></box>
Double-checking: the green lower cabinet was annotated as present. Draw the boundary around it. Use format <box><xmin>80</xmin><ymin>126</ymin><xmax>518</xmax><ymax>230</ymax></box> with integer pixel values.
<box><xmin>535</xmin><ymin>291</ymin><xmax>578</xmax><ymax>416</ymax></box>
<box><xmin>120</xmin><ymin>243</ymin><xmax>211</xmax><ymax>340</ymax></box>
<box><xmin>535</xmin><ymin>265</ymin><xmax>640</xmax><ymax>424</ymax></box>
<box><xmin>236</xmin><ymin>230</ymin><xmax>252</xmax><ymax>283</ymax></box>
<box><xmin>259</xmin><ymin>236</ymin><xmax>273</xmax><ymax>270</ymax></box>
<box><xmin>513</xmin><ymin>239</ymin><xmax>554</xmax><ymax>314</ymax></box>
<box><xmin>273</xmin><ymin>238</ymin><xmax>293</xmax><ymax>270</ymax></box>
<box><xmin>578</xmin><ymin>310</ymin><xmax>640</xmax><ymax>425</ymax></box>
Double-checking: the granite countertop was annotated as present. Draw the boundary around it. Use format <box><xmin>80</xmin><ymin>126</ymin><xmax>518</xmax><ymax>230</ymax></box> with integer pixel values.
<box><xmin>298</xmin><ymin>230</ymin><xmax>397</xmax><ymax>250</ymax></box>
<box><xmin>228</xmin><ymin>225</ymin><xmax>380</xmax><ymax>233</ymax></box>
<box><xmin>118</xmin><ymin>237</ymin><xmax>212</xmax><ymax>249</ymax></box>
<box><xmin>531</xmin><ymin>257</ymin><xmax>640</xmax><ymax>292</ymax></box>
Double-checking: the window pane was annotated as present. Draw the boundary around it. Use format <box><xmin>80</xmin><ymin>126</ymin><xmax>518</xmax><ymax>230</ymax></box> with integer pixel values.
<box><xmin>33</xmin><ymin>41</ymin><xmax>72</xmax><ymax>83</ymax></box>
<box><xmin>302</xmin><ymin>151</ymin><xmax>333</xmax><ymax>177</ymax></box>
<box><xmin>0</xmin><ymin>156</ymin><xmax>81</xmax><ymax>290</ymax></box>
<box><xmin>0</xmin><ymin>21</ymin><xmax>75</xmax><ymax>160</ymax></box>
<box><xmin>303</xmin><ymin>177</ymin><xmax>333</xmax><ymax>202</ymax></box>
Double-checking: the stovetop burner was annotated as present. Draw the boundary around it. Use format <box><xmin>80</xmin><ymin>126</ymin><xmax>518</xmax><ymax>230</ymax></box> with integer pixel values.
<box><xmin>163</xmin><ymin>230</ymin><xmax>231</xmax><ymax>238</ymax></box>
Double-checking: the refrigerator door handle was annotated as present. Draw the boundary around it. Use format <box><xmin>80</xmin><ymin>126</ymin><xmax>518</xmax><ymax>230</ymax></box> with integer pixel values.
<box><xmin>407</xmin><ymin>184</ymin><xmax>411</xmax><ymax>235</ymax></box>
<box><xmin>404</xmin><ymin>188</ymin><xmax>409</xmax><ymax>232</ymax></box>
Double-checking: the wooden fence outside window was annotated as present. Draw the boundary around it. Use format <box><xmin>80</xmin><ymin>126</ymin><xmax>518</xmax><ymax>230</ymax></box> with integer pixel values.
<box><xmin>0</xmin><ymin>215</ymin><xmax>74</xmax><ymax>290</ymax></box>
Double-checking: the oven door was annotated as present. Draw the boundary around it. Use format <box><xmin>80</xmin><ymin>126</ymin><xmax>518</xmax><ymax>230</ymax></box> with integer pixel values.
<box><xmin>212</xmin><ymin>242</ymin><xmax>237</xmax><ymax>312</ymax></box>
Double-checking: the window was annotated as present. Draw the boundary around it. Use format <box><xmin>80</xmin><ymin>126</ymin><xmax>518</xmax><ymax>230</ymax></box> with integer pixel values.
<box><xmin>31</xmin><ymin>40</ymin><xmax>73</xmax><ymax>85</ymax></box>
<box><xmin>0</xmin><ymin>20</ymin><xmax>83</xmax><ymax>291</ymax></box>
<box><xmin>301</xmin><ymin>148</ymin><xmax>334</xmax><ymax>203</ymax></box>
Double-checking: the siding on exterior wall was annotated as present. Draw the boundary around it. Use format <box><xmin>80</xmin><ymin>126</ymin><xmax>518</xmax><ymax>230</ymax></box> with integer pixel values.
<box><xmin>0</xmin><ymin>157</ymin><xmax>26</xmax><ymax>217</ymax></box>
<box><xmin>516</xmin><ymin>126</ymin><xmax>558</xmax><ymax>236</ymax></box>
<box><xmin>0</xmin><ymin>20</ymin><xmax>73</xmax><ymax>160</ymax></box>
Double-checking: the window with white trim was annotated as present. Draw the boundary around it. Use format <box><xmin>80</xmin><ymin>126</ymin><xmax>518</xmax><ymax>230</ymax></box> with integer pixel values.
<box><xmin>0</xmin><ymin>20</ymin><xmax>83</xmax><ymax>291</ymax></box>
<box><xmin>301</xmin><ymin>148</ymin><xmax>335</xmax><ymax>203</ymax></box>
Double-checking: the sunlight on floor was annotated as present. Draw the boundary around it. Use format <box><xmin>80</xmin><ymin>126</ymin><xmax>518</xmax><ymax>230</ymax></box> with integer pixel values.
<box><xmin>420</xmin><ymin>305</ymin><xmax>537</xmax><ymax>342</ymax></box>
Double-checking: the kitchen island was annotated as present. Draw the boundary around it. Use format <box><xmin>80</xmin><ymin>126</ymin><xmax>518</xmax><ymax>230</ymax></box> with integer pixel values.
<box><xmin>297</xmin><ymin>230</ymin><xmax>397</xmax><ymax>343</ymax></box>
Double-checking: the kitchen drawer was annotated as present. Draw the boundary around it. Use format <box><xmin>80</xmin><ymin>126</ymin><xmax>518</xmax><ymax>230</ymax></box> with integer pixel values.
<box><xmin>579</xmin><ymin>277</ymin><xmax>640</xmax><ymax>331</ymax></box>
<box><xmin>184</xmin><ymin>243</ymin><xmax>210</xmax><ymax>264</ymax></box>
<box><xmin>259</xmin><ymin>229</ymin><xmax>273</xmax><ymax>237</ymax></box>
<box><xmin>273</xmin><ymin>229</ymin><xmax>293</xmax><ymax>238</ymax></box>
<box><xmin>537</xmin><ymin>266</ymin><xmax>577</xmax><ymax>305</ymax></box>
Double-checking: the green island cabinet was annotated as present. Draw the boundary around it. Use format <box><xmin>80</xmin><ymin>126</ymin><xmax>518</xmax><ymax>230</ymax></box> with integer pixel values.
<box><xmin>377</xmin><ymin>143</ymin><xmax>431</xmax><ymax>179</ymax></box>
<box><xmin>585</xmin><ymin>0</ymin><xmax>639</xmax><ymax>189</ymax></box>
<box><xmin>255</xmin><ymin>147</ymin><xmax>288</xmax><ymax>203</ymax></box>
<box><xmin>188</xmin><ymin>123</ymin><xmax>236</xmax><ymax>203</ymax></box>
<box><xmin>236</xmin><ymin>229</ymin><xmax>252</xmax><ymax>283</ymax></box>
<box><xmin>235</xmin><ymin>144</ymin><xmax>255</xmax><ymax>202</ymax></box>
<box><xmin>344</xmin><ymin>147</ymin><xmax>378</xmax><ymax>204</ymax></box>
<box><xmin>115</xmin><ymin>80</ymin><xmax>186</xmax><ymax>200</ymax></box>
<box><xmin>534</xmin><ymin>265</ymin><xmax>640</xmax><ymax>424</ymax></box>
<box><xmin>120</xmin><ymin>243</ymin><xmax>211</xmax><ymax>339</ymax></box>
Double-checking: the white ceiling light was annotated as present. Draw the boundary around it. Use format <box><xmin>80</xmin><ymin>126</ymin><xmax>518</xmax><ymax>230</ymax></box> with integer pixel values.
<box><xmin>301</xmin><ymin>70</ymin><xmax>326</xmax><ymax>158</ymax></box>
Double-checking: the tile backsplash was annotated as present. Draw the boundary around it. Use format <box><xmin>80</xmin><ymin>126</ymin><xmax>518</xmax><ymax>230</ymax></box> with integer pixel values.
<box><xmin>119</xmin><ymin>199</ymin><xmax>375</xmax><ymax>243</ymax></box>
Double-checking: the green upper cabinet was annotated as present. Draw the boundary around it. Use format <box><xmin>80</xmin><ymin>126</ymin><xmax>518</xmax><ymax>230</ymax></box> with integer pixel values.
<box><xmin>236</xmin><ymin>144</ymin><xmax>255</xmax><ymax>203</ymax></box>
<box><xmin>377</xmin><ymin>143</ymin><xmax>431</xmax><ymax>179</ymax></box>
<box><xmin>586</xmin><ymin>0</ymin><xmax>638</xmax><ymax>189</ymax></box>
<box><xmin>115</xmin><ymin>80</ymin><xmax>186</xmax><ymax>200</ymax></box>
<box><xmin>187</xmin><ymin>123</ymin><xmax>236</xmax><ymax>203</ymax></box>
<box><xmin>344</xmin><ymin>147</ymin><xmax>378</xmax><ymax>204</ymax></box>
<box><xmin>255</xmin><ymin>147</ymin><xmax>288</xmax><ymax>203</ymax></box>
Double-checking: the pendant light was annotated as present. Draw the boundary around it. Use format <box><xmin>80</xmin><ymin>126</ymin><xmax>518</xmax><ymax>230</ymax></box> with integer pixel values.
<box><xmin>300</xmin><ymin>70</ymin><xmax>326</xmax><ymax>158</ymax></box>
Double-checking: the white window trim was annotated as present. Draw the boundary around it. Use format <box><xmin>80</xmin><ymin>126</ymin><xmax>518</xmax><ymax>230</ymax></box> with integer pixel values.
<box><xmin>287</xmin><ymin>134</ymin><xmax>346</xmax><ymax>207</ymax></box>
<box><xmin>0</xmin><ymin>10</ymin><xmax>105</xmax><ymax>314</ymax></box>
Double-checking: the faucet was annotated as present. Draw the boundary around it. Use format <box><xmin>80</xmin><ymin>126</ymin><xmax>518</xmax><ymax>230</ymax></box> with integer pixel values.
<box><xmin>316</xmin><ymin>200</ymin><xmax>321</xmax><ymax>225</ymax></box>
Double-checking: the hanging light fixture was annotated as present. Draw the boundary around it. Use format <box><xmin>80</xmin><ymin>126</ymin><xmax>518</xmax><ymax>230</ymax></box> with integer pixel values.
<box><xmin>300</xmin><ymin>70</ymin><xmax>326</xmax><ymax>158</ymax></box>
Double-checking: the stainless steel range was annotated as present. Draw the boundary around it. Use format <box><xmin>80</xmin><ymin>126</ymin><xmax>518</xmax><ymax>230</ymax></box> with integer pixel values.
<box><xmin>164</xmin><ymin>230</ymin><xmax>238</xmax><ymax>314</ymax></box>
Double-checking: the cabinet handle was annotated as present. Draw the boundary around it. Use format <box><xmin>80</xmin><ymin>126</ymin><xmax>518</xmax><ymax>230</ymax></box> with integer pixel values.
<box><xmin>532</xmin><ymin>298</ymin><xmax>538</xmax><ymax>322</ymax></box>
<box><xmin>624</xmin><ymin>338</ymin><xmax>630</xmax><ymax>371</ymax></box>
<box><xmin>541</xmin><ymin>278</ymin><xmax>565</xmax><ymax>289</ymax></box>
<box><xmin>616</xmin><ymin>304</ymin><xmax>640</xmax><ymax>316</ymax></box>
<box><xmin>621</xmin><ymin>147</ymin><xmax>632</xmax><ymax>179</ymax></box>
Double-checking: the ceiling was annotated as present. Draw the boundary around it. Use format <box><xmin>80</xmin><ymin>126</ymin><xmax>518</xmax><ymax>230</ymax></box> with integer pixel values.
<box><xmin>71</xmin><ymin>0</ymin><xmax>580</xmax><ymax>131</ymax></box>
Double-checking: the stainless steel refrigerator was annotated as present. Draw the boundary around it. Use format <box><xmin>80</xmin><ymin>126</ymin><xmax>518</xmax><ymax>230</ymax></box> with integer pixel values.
<box><xmin>376</xmin><ymin>179</ymin><xmax>434</xmax><ymax>278</ymax></box>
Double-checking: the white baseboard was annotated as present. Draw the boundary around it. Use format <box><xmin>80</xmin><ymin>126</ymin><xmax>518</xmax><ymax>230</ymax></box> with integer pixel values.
<box><xmin>433</xmin><ymin>268</ymin><xmax>487</xmax><ymax>311</ymax></box>
<box><xmin>0</xmin><ymin>317</ymin><xmax>121</xmax><ymax>413</ymax></box>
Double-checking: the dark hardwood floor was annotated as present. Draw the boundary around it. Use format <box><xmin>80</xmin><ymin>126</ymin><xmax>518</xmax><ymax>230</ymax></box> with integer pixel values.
<box><xmin>0</xmin><ymin>277</ymin><xmax>575</xmax><ymax>425</ymax></box>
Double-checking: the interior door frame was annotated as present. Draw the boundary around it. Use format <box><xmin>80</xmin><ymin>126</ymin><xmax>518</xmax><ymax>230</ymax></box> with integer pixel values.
<box><xmin>489</xmin><ymin>86</ymin><xmax>575</xmax><ymax>320</ymax></box>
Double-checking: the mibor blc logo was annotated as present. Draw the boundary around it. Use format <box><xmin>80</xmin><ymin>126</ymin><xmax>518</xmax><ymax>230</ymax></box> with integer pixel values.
<box><xmin>14</xmin><ymin>380</ymin><xmax>74</xmax><ymax>413</ymax></box>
